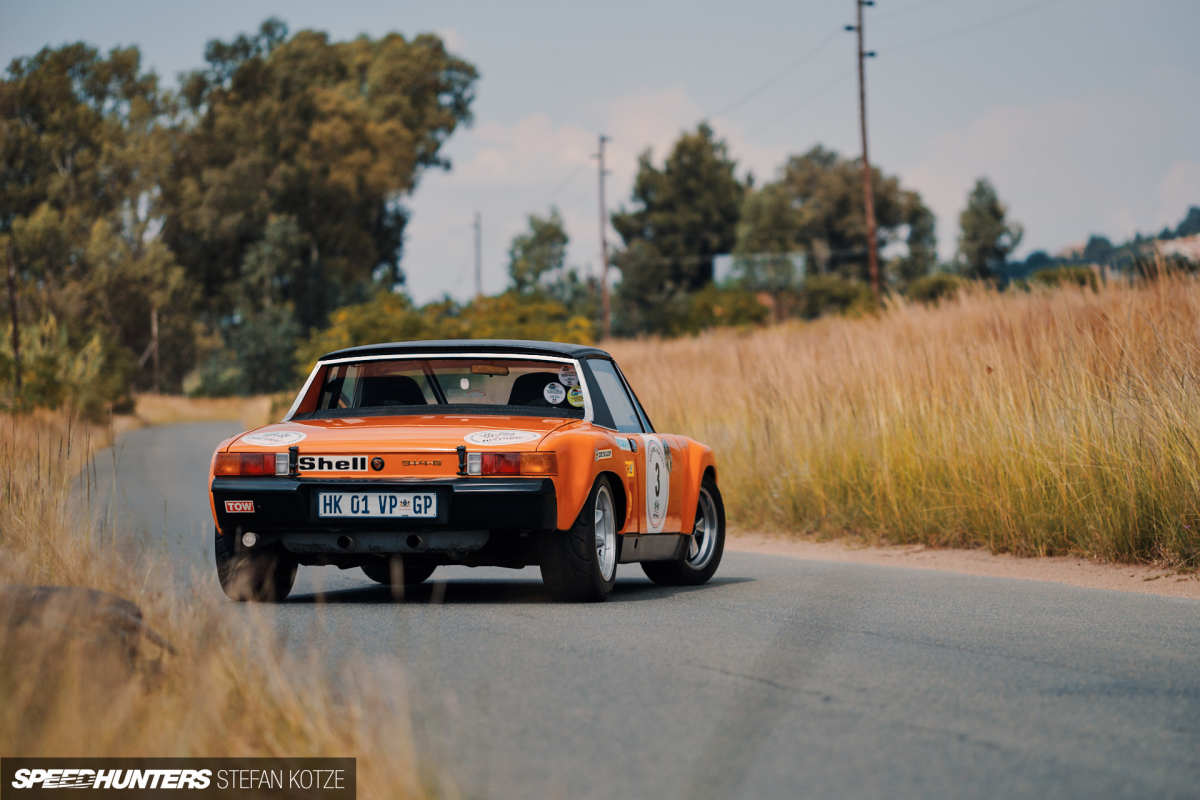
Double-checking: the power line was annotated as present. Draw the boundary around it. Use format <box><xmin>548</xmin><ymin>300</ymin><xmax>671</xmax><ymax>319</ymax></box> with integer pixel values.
<box><xmin>705</xmin><ymin>28</ymin><xmax>841</xmax><ymax>120</ymax></box>
<box><xmin>890</xmin><ymin>0</ymin><xmax>1067</xmax><ymax>52</ymax></box>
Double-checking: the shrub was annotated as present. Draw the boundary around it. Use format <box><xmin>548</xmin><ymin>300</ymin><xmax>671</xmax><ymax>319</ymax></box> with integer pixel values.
<box><xmin>1031</xmin><ymin>265</ymin><xmax>1099</xmax><ymax>291</ymax></box>
<box><xmin>905</xmin><ymin>273</ymin><xmax>966</xmax><ymax>305</ymax></box>
<box><xmin>797</xmin><ymin>275</ymin><xmax>875</xmax><ymax>319</ymax></box>
<box><xmin>677</xmin><ymin>285</ymin><xmax>769</xmax><ymax>334</ymax></box>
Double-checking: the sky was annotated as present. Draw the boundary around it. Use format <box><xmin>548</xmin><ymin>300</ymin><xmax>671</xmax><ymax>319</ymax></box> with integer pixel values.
<box><xmin>2</xmin><ymin>0</ymin><xmax>1197</xmax><ymax>302</ymax></box>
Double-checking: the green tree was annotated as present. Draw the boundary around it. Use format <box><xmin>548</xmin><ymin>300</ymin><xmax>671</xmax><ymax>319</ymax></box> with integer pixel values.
<box><xmin>610</xmin><ymin>123</ymin><xmax>745</xmax><ymax>334</ymax></box>
<box><xmin>734</xmin><ymin>146</ymin><xmax>937</xmax><ymax>289</ymax></box>
<box><xmin>508</xmin><ymin>208</ymin><xmax>569</xmax><ymax>293</ymax></box>
<box><xmin>1</xmin><ymin>42</ymin><xmax>189</xmax><ymax>405</ymax></box>
<box><xmin>957</xmin><ymin>178</ymin><xmax>1023</xmax><ymax>281</ymax></box>
<box><xmin>162</xmin><ymin>19</ymin><xmax>478</xmax><ymax>333</ymax></box>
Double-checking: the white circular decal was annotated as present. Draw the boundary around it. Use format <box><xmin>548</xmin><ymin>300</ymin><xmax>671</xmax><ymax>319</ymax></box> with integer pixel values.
<box><xmin>464</xmin><ymin>430</ymin><xmax>541</xmax><ymax>446</ymax></box>
<box><xmin>543</xmin><ymin>381</ymin><xmax>566</xmax><ymax>404</ymax></box>
<box><xmin>644</xmin><ymin>436</ymin><xmax>669</xmax><ymax>532</ymax></box>
<box><xmin>241</xmin><ymin>430</ymin><xmax>306</xmax><ymax>446</ymax></box>
<box><xmin>557</xmin><ymin>365</ymin><xmax>579</xmax><ymax>387</ymax></box>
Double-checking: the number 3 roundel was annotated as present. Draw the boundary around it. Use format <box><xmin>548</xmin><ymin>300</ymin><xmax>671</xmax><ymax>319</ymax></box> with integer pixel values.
<box><xmin>643</xmin><ymin>436</ymin><xmax>669</xmax><ymax>532</ymax></box>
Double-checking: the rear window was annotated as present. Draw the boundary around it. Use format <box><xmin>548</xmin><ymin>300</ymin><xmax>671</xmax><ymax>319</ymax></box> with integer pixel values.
<box><xmin>300</xmin><ymin>357</ymin><xmax>587</xmax><ymax>419</ymax></box>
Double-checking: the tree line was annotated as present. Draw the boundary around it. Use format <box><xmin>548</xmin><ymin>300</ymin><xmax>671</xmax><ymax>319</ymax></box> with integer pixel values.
<box><xmin>4</xmin><ymin>18</ymin><xmax>1191</xmax><ymax>414</ymax></box>
<box><xmin>2</xmin><ymin>19</ymin><xmax>477</xmax><ymax>412</ymax></box>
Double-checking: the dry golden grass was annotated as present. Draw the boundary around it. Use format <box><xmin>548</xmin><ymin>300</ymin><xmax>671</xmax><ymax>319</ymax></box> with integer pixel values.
<box><xmin>611</xmin><ymin>276</ymin><xmax>1200</xmax><ymax>566</ymax></box>
<box><xmin>0</xmin><ymin>413</ymin><xmax>429</xmax><ymax>797</ymax></box>
<box><xmin>129</xmin><ymin>393</ymin><xmax>284</xmax><ymax>430</ymax></box>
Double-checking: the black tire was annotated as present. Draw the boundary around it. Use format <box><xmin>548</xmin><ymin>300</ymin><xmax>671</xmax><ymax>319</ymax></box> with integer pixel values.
<box><xmin>214</xmin><ymin>528</ymin><xmax>296</xmax><ymax>602</ymax></box>
<box><xmin>361</xmin><ymin>558</ymin><xmax>437</xmax><ymax>587</ymax></box>
<box><xmin>642</xmin><ymin>477</ymin><xmax>725</xmax><ymax>587</ymax></box>
<box><xmin>539</xmin><ymin>476</ymin><xmax>619</xmax><ymax>602</ymax></box>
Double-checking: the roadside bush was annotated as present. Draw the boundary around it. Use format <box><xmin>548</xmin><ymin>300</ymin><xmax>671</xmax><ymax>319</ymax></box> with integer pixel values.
<box><xmin>0</xmin><ymin>314</ymin><xmax>131</xmax><ymax>420</ymax></box>
<box><xmin>295</xmin><ymin>290</ymin><xmax>593</xmax><ymax>377</ymax></box>
<box><xmin>797</xmin><ymin>275</ymin><xmax>875</xmax><ymax>319</ymax></box>
<box><xmin>905</xmin><ymin>273</ymin><xmax>966</xmax><ymax>305</ymax></box>
<box><xmin>677</xmin><ymin>285</ymin><xmax>769</xmax><ymax>333</ymax></box>
<box><xmin>1031</xmin><ymin>265</ymin><xmax>1099</xmax><ymax>291</ymax></box>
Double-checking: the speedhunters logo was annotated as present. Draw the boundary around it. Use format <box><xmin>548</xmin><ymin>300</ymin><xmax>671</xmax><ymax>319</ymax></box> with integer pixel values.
<box><xmin>1</xmin><ymin>759</ymin><xmax>355</xmax><ymax>797</ymax></box>
<box><xmin>10</xmin><ymin>769</ymin><xmax>210</xmax><ymax>790</ymax></box>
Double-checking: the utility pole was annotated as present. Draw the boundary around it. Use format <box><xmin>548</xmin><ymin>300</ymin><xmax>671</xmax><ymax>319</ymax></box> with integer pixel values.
<box><xmin>594</xmin><ymin>134</ymin><xmax>611</xmax><ymax>339</ymax></box>
<box><xmin>847</xmin><ymin>1</ymin><xmax>880</xmax><ymax>302</ymax></box>
<box><xmin>473</xmin><ymin>211</ymin><xmax>482</xmax><ymax>298</ymax></box>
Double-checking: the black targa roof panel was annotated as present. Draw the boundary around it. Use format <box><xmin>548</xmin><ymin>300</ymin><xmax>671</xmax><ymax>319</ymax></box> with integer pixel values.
<box><xmin>318</xmin><ymin>339</ymin><xmax>613</xmax><ymax>362</ymax></box>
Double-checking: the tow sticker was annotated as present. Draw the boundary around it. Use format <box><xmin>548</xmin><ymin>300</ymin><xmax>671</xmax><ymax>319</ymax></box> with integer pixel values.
<box><xmin>643</xmin><ymin>435</ymin><xmax>669</xmax><ymax>532</ymax></box>
<box><xmin>464</xmin><ymin>430</ymin><xmax>541</xmax><ymax>446</ymax></box>
<box><xmin>543</xmin><ymin>381</ymin><xmax>566</xmax><ymax>404</ymax></box>
<box><xmin>241</xmin><ymin>430</ymin><xmax>306</xmax><ymax>446</ymax></box>
<box><xmin>566</xmin><ymin>386</ymin><xmax>585</xmax><ymax>408</ymax></box>
<box><xmin>557</xmin><ymin>365</ymin><xmax>579</xmax><ymax>387</ymax></box>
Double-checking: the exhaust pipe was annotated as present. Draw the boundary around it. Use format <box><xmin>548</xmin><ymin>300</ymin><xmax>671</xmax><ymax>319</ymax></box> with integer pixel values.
<box><xmin>336</xmin><ymin>535</ymin><xmax>354</xmax><ymax>550</ymax></box>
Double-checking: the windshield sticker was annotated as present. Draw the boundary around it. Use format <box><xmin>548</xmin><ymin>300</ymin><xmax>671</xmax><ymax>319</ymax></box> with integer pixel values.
<box><xmin>543</xmin><ymin>381</ymin><xmax>567</xmax><ymax>405</ymax></box>
<box><xmin>241</xmin><ymin>430</ymin><xmax>306</xmax><ymax>446</ymax></box>
<box><xmin>566</xmin><ymin>386</ymin><xmax>585</xmax><ymax>408</ymax></box>
<box><xmin>557</xmin><ymin>365</ymin><xmax>579</xmax><ymax>387</ymax></box>
<box><xmin>644</xmin><ymin>436</ymin><xmax>669</xmax><ymax>532</ymax></box>
<box><xmin>464</xmin><ymin>430</ymin><xmax>541</xmax><ymax>446</ymax></box>
<box><xmin>595</xmin><ymin>448</ymin><xmax>613</xmax><ymax>461</ymax></box>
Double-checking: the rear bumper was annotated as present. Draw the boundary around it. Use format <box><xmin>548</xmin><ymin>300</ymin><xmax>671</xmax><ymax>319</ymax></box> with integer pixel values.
<box><xmin>211</xmin><ymin>476</ymin><xmax>557</xmax><ymax>538</ymax></box>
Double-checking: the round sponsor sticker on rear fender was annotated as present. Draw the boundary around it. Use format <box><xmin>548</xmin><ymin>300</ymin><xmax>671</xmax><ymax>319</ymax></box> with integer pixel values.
<box><xmin>242</xmin><ymin>430</ymin><xmax>306</xmax><ymax>446</ymax></box>
<box><xmin>464</xmin><ymin>430</ymin><xmax>541</xmax><ymax>446</ymax></box>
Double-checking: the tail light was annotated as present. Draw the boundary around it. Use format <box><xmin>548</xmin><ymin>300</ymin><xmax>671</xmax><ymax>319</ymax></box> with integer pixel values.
<box><xmin>215</xmin><ymin>452</ymin><xmax>289</xmax><ymax>476</ymax></box>
<box><xmin>468</xmin><ymin>452</ymin><xmax>557</xmax><ymax>476</ymax></box>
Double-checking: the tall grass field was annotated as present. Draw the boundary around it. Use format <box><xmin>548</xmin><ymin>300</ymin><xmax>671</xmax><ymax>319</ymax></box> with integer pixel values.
<box><xmin>0</xmin><ymin>413</ymin><xmax>429</xmax><ymax>798</ymax></box>
<box><xmin>613</xmin><ymin>276</ymin><xmax>1200</xmax><ymax>566</ymax></box>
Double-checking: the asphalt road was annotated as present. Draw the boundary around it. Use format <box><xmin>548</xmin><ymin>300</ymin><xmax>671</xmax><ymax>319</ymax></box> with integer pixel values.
<box><xmin>89</xmin><ymin>422</ymin><xmax>1200</xmax><ymax>799</ymax></box>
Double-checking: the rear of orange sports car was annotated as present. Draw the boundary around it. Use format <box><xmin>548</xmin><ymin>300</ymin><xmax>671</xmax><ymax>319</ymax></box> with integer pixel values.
<box><xmin>209</xmin><ymin>339</ymin><xmax>724</xmax><ymax>602</ymax></box>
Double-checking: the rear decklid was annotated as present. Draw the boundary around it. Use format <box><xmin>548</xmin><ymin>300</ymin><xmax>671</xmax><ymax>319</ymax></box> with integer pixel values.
<box><xmin>227</xmin><ymin>415</ymin><xmax>574</xmax><ymax>478</ymax></box>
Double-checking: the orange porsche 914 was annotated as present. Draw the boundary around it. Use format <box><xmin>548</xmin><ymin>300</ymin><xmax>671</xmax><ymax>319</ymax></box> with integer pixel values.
<box><xmin>208</xmin><ymin>339</ymin><xmax>724</xmax><ymax>602</ymax></box>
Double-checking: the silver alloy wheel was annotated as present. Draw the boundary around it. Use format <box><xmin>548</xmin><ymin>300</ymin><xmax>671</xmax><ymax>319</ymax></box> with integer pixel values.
<box><xmin>594</xmin><ymin>483</ymin><xmax>617</xmax><ymax>582</ymax></box>
<box><xmin>687</xmin><ymin>486</ymin><xmax>719</xmax><ymax>569</ymax></box>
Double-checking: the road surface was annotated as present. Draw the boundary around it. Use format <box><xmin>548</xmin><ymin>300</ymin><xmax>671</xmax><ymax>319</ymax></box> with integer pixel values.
<box><xmin>89</xmin><ymin>422</ymin><xmax>1200</xmax><ymax>799</ymax></box>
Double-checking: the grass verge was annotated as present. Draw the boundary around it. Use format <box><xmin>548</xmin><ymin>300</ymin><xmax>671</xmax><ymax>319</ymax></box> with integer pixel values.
<box><xmin>611</xmin><ymin>276</ymin><xmax>1200</xmax><ymax>566</ymax></box>
<box><xmin>0</xmin><ymin>412</ymin><xmax>428</xmax><ymax>797</ymax></box>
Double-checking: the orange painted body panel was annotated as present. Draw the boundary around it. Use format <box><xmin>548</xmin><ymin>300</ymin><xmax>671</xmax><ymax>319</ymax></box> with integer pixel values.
<box><xmin>210</xmin><ymin>414</ymin><xmax>715</xmax><ymax>536</ymax></box>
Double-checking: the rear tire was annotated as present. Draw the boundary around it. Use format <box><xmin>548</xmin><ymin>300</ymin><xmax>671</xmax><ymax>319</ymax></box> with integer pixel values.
<box><xmin>539</xmin><ymin>476</ymin><xmax>619</xmax><ymax>602</ymax></box>
<box><xmin>641</xmin><ymin>477</ymin><xmax>725</xmax><ymax>587</ymax></box>
<box><xmin>361</xmin><ymin>558</ymin><xmax>437</xmax><ymax>587</ymax></box>
<box><xmin>214</xmin><ymin>528</ymin><xmax>297</xmax><ymax>602</ymax></box>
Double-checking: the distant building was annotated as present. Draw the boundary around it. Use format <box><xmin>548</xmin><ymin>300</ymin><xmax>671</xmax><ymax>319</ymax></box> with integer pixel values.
<box><xmin>1155</xmin><ymin>234</ymin><xmax>1200</xmax><ymax>263</ymax></box>
<box><xmin>712</xmin><ymin>252</ymin><xmax>807</xmax><ymax>289</ymax></box>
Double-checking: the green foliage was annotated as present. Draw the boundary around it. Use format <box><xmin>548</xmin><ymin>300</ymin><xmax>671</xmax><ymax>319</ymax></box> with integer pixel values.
<box><xmin>957</xmin><ymin>178</ymin><xmax>1023</xmax><ymax>281</ymax></box>
<box><xmin>163</xmin><ymin>20</ymin><xmax>478</xmax><ymax>333</ymax></box>
<box><xmin>904</xmin><ymin>273</ymin><xmax>966</xmax><ymax>305</ymax></box>
<box><xmin>1031</xmin><ymin>265</ymin><xmax>1099</xmax><ymax>291</ymax></box>
<box><xmin>735</xmin><ymin>146</ymin><xmax>937</xmax><ymax>286</ymax></box>
<box><xmin>295</xmin><ymin>291</ymin><xmax>593</xmax><ymax>376</ymax></box>
<box><xmin>797</xmin><ymin>275</ymin><xmax>875</xmax><ymax>320</ymax></box>
<box><xmin>509</xmin><ymin>208</ymin><xmax>569</xmax><ymax>293</ymax></box>
<box><xmin>611</xmin><ymin>123</ymin><xmax>745</xmax><ymax>334</ymax></box>
<box><xmin>0</xmin><ymin>315</ymin><xmax>129</xmax><ymax>419</ymax></box>
<box><xmin>1</xmin><ymin>41</ymin><xmax>187</xmax><ymax>404</ymax></box>
<box><xmin>677</xmin><ymin>286</ymin><xmax>769</xmax><ymax>334</ymax></box>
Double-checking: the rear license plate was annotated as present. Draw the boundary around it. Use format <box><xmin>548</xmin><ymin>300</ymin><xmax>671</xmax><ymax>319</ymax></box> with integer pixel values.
<box><xmin>317</xmin><ymin>492</ymin><xmax>437</xmax><ymax>519</ymax></box>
